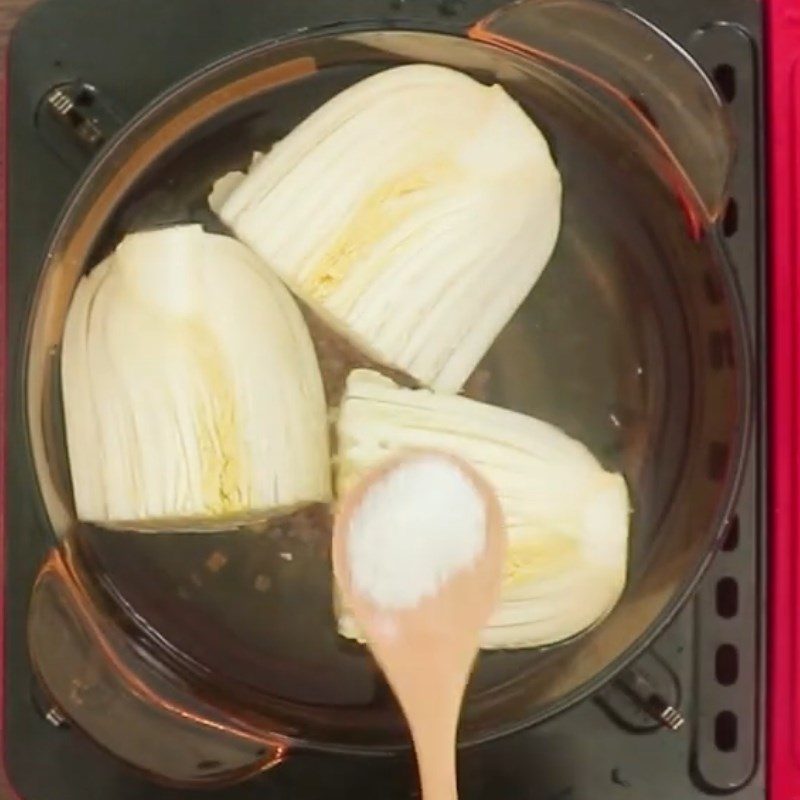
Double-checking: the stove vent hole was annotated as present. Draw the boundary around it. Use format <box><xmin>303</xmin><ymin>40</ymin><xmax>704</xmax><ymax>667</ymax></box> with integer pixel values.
<box><xmin>716</xmin><ymin>577</ymin><xmax>739</xmax><ymax>618</ymax></box>
<box><xmin>715</xmin><ymin>710</ymin><xmax>738</xmax><ymax>752</ymax></box>
<box><xmin>715</xmin><ymin>644</ymin><xmax>739</xmax><ymax>686</ymax></box>
<box><xmin>713</xmin><ymin>64</ymin><xmax>737</xmax><ymax>103</ymax></box>
<box><xmin>722</xmin><ymin>516</ymin><xmax>739</xmax><ymax>551</ymax></box>
<box><xmin>723</xmin><ymin>198</ymin><xmax>739</xmax><ymax>237</ymax></box>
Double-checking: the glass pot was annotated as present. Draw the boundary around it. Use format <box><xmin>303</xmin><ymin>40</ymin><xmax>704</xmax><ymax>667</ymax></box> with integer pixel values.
<box><xmin>22</xmin><ymin>0</ymin><xmax>748</xmax><ymax>787</ymax></box>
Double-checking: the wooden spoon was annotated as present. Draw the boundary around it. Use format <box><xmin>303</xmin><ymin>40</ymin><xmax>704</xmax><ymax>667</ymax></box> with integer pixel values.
<box><xmin>332</xmin><ymin>451</ymin><xmax>506</xmax><ymax>800</ymax></box>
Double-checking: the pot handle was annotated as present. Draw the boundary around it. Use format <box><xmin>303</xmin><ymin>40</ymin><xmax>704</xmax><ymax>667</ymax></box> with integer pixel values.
<box><xmin>470</xmin><ymin>0</ymin><xmax>734</xmax><ymax>222</ymax></box>
<box><xmin>28</xmin><ymin>547</ymin><xmax>286</xmax><ymax>788</ymax></box>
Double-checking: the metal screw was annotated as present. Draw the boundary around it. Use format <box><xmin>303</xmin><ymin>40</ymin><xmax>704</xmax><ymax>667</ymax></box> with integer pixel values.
<box><xmin>656</xmin><ymin>702</ymin><xmax>686</xmax><ymax>731</ymax></box>
<box><xmin>44</xmin><ymin>706</ymin><xmax>68</xmax><ymax>729</ymax></box>
<box><xmin>45</xmin><ymin>85</ymin><xmax>105</xmax><ymax>149</ymax></box>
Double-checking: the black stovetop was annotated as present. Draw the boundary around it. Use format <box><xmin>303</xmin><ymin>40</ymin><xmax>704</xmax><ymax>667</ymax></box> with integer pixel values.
<box><xmin>3</xmin><ymin>0</ymin><xmax>764</xmax><ymax>798</ymax></box>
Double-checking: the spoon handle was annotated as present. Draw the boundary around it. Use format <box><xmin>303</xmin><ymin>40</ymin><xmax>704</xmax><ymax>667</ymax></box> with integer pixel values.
<box><xmin>409</xmin><ymin>693</ymin><xmax>460</xmax><ymax>800</ymax></box>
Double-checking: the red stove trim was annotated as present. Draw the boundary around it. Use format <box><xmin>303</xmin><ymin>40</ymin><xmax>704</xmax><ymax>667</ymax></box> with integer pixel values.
<box><xmin>769</xmin><ymin>0</ymin><xmax>800</xmax><ymax>797</ymax></box>
<box><xmin>0</xmin><ymin>4</ymin><xmax>769</xmax><ymax>799</ymax></box>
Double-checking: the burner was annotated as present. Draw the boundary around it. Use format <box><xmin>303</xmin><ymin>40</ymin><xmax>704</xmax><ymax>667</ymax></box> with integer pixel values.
<box><xmin>2</xmin><ymin>0</ymin><xmax>764</xmax><ymax>798</ymax></box>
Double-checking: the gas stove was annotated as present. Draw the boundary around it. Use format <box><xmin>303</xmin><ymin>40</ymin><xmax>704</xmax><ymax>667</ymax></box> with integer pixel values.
<box><xmin>1</xmin><ymin>0</ymin><xmax>765</xmax><ymax>798</ymax></box>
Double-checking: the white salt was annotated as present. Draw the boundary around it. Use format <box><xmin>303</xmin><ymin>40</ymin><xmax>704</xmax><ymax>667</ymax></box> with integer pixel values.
<box><xmin>347</xmin><ymin>454</ymin><xmax>487</xmax><ymax>610</ymax></box>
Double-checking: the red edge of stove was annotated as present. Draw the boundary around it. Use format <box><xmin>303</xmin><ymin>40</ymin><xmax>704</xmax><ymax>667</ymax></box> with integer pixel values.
<box><xmin>1</xmin><ymin>41</ymin><xmax>24</xmax><ymax>800</ymax></box>
<box><xmin>0</xmin><ymin>4</ymin><xmax>786</xmax><ymax>800</ymax></box>
<box><xmin>769</xmin><ymin>0</ymin><xmax>800</xmax><ymax>797</ymax></box>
